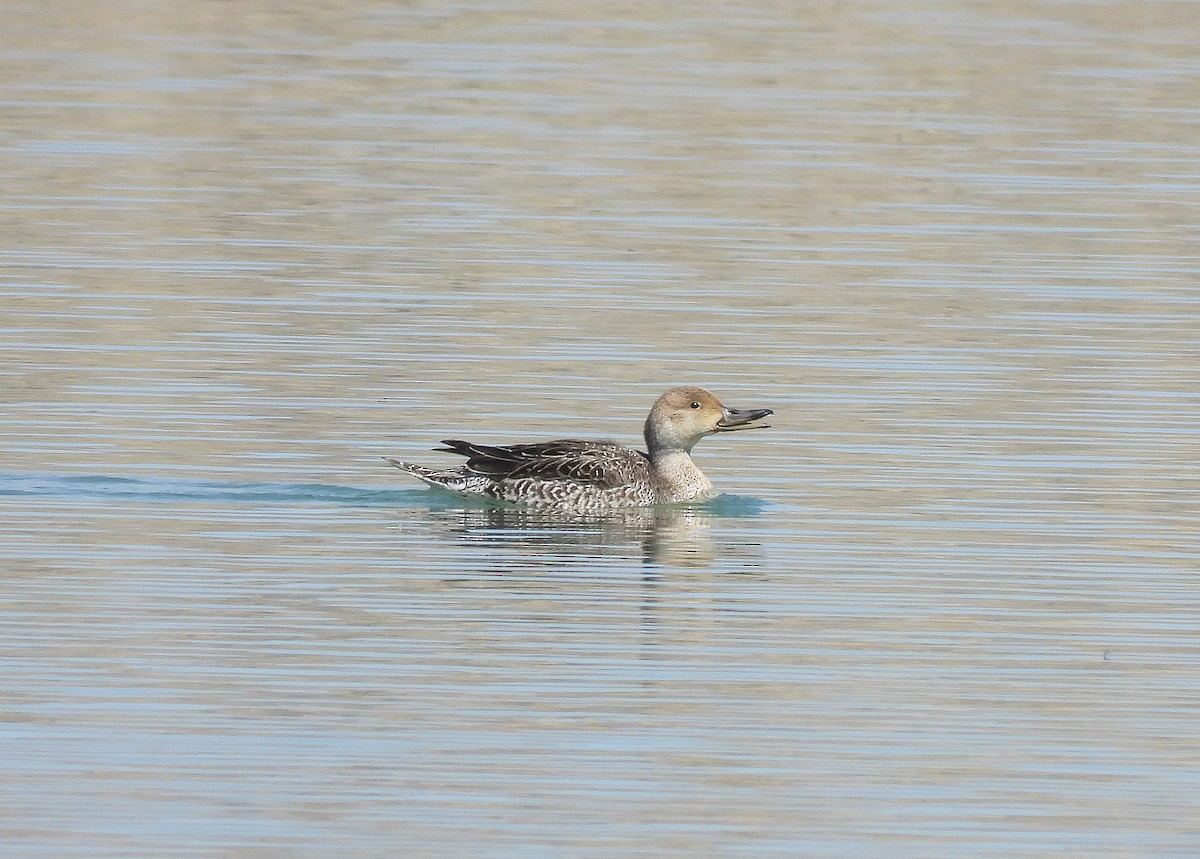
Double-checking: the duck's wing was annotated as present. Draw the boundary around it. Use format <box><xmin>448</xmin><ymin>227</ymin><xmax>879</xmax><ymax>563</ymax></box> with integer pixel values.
<box><xmin>436</xmin><ymin>439</ymin><xmax>650</xmax><ymax>489</ymax></box>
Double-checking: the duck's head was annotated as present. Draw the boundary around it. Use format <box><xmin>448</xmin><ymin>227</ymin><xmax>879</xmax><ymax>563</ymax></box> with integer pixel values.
<box><xmin>643</xmin><ymin>385</ymin><xmax>773</xmax><ymax>453</ymax></box>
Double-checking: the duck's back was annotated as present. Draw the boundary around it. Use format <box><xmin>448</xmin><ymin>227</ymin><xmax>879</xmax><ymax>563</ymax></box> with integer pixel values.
<box><xmin>437</xmin><ymin>438</ymin><xmax>658</xmax><ymax>507</ymax></box>
<box><xmin>438</xmin><ymin>438</ymin><xmax>647</xmax><ymax>486</ymax></box>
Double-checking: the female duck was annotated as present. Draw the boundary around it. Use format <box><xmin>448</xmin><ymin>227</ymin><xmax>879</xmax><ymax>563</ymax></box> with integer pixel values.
<box><xmin>385</xmin><ymin>386</ymin><xmax>772</xmax><ymax>510</ymax></box>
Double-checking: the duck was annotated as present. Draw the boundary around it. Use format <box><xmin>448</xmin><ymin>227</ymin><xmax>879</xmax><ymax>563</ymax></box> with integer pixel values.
<box><xmin>384</xmin><ymin>386</ymin><xmax>772</xmax><ymax>510</ymax></box>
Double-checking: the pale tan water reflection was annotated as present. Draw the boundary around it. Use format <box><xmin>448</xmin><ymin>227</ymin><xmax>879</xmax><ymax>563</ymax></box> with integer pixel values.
<box><xmin>3</xmin><ymin>0</ymin><xmax>1200</xmax><ymax>855</ymax></box>
<box><xmin>422</xmin><ymin>499</ymin><xmax>768</xmax><ymax>569</ymax></box>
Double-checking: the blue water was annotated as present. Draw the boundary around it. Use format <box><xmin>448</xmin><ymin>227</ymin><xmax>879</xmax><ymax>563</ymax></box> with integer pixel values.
<box><xmin>0</xmin><ymin>471</ymin><xmax>424</xmax><ymax>506</ymax></box>
<box><xmin>0</xmin><ymin>471</ymin><xmax>771</xmax><ymax>517</ymax></box>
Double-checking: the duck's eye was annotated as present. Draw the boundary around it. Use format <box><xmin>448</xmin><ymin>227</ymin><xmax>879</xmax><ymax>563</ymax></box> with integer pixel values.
<box><xmin>690</xmin><ymin>401</ymin><xmax>701</xmax><ymax>409</ymax></box>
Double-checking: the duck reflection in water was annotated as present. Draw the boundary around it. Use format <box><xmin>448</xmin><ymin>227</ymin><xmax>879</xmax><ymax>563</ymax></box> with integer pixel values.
<box><xmin>425</xmin><ymin>495</ymin><xmax>767</xmax><ymax>568</ymax></box>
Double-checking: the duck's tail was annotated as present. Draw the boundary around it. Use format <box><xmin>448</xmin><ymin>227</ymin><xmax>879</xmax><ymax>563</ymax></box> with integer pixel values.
<box><xmin>384</xmin><ymin>457</ymin><xmax>442</xmax><ymax>485</ymax></box>
<box><xmin>383</xmin><ymin>457</ymin><xmax>479</xmax><ymax>494</ymax></box>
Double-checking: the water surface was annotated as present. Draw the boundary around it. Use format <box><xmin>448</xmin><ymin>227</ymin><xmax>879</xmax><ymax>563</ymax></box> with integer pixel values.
<box><xmin>2</xmin><ymin>0</ymin><xmax>1199</xmax><ymax>855</ymax></box>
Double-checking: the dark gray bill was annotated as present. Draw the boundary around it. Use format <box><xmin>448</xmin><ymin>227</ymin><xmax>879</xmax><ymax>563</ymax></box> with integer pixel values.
<box><xmin>715</xmin><ymin>406</ymin><xmax>773</xmax><ymax>431</ymax></box>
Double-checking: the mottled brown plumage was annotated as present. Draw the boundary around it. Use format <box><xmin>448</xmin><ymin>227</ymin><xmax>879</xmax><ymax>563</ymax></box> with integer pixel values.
<box><xmin>385</xmin><ymin>386</ymin><xmax>772</xmax><ymax>510</ymax></box>
<box><xmin>435</xmin><ymin>439</ymin><xmax>650</xmax><ymax>488</ymax></box>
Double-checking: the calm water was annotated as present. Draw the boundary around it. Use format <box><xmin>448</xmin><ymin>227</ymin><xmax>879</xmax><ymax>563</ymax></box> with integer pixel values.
<box><xmin>2</xmin><ymin>1</ymin><xmax>1199</xmax><ymax>855</ymax></box>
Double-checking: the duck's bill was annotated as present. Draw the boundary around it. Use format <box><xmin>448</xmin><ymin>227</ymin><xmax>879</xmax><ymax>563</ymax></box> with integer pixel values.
<box><xmin>715</xmin><ymin>407</ymin><xmax>773</xmax><ymax>431</ymax></box>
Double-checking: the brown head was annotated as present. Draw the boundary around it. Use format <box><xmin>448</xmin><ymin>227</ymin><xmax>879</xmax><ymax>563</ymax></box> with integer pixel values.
<box><xmin>643</xmin><ymin>385</ymin><xmax>772</xmax><ymax>454</ymax></box>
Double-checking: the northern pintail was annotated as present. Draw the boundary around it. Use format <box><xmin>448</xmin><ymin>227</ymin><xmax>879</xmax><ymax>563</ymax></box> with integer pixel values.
<box><xmin>385</xmin><ymin>386</ymin><xmax>772</xmax><ymax>510</ymax></box>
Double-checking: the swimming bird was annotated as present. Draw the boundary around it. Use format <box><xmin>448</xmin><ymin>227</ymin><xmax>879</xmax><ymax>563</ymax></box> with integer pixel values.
<box><xmin>384</xmin><ymin>386</ymin><xmax>772</xmax><ymax>510</ymax></box>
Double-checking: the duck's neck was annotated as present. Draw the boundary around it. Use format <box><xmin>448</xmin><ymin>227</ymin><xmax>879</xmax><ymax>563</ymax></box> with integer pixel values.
<box><xmin>648</xmin><ymin>447</ymin><xmax>715</xmax><ymax>502</ymax></box>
